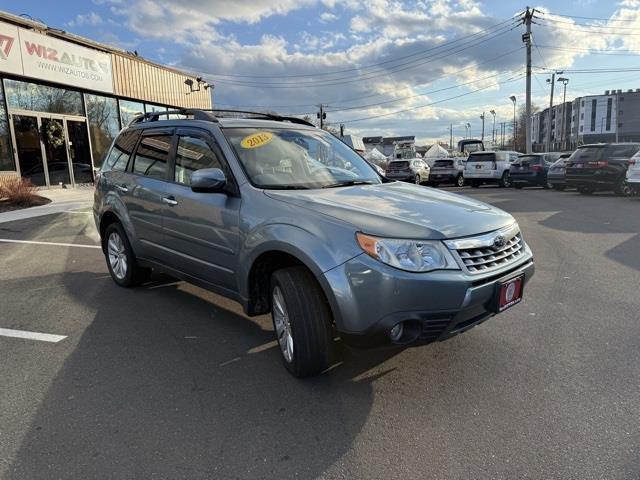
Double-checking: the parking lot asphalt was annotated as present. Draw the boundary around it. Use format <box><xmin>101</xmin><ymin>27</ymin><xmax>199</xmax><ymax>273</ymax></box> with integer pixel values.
<box><xmin>1</xmin><ymin>186</ymin><xmax>639</xmax><ymax>480</ymax></box>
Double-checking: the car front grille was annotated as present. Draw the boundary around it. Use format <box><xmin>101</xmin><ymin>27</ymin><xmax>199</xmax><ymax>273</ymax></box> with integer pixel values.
<box><xmin>456</xmin><ymin>234</ymin><xmax>524</xmax><ymax>273</ymax></box>
<box><xmin>444</xmin><ymin>224</ymin><xmax>526</xmax><ymax>275</ymax></box>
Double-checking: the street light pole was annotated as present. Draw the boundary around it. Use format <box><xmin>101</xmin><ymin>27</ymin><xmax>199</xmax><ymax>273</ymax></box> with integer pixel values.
<box><xmin>490</xmin><ymin>110</ymin><xmax>496</xmax><ymax>146</ymax></box>
<box><xmin>557</xmin><ymin>77</ymin><xmax>569</xmax><ymax>150</ymax></box>
<box><xmin>509</xmin><ymin>96</ymin><xmax>517</xmax><ymax>150</ymax></box>
<box><xmin>480</xmin><ymin>112</ymin><xmax>485</xmax><ymax>142</ymax></box>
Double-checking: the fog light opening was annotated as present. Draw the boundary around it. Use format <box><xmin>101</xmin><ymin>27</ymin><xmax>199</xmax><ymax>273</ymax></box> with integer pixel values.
<box><xmin>389</xmin><ymin>322</ymin><xmax>404</xmax><ymax>342</ymax></box>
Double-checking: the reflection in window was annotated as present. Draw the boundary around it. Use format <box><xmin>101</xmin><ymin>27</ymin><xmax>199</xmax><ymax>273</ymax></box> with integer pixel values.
<box><xmin>85</xmin><ymin>94</ymin><xmax>120</xmax><ymax>168</ymax></box>
<box><xmin>103</xmin><ymin>130</ymin><xmax>140</xmax><ymax>172</ymax></box>
<box><xmin>0</xmin><ymin>81</ymin><xmax>14</xmax><ymax>171</ymax></box>
<box><xmin>175</xmin><ymin>136</ymin><xmax>221</xmax><ymax>185</ymax></box>
<box><xmin>3</xmin><ymin>79</ymin><xmax>83</xmax><ymax>115</ymax></box>
<box><xmin>132</xmin><ymin>135</ymin><xmax>171</xmax><ymax>180</ymax></box>
<box><xmin>119</xmin><ymin>100</ymin><xmax>145</xmax><ymax>127</ymax></box>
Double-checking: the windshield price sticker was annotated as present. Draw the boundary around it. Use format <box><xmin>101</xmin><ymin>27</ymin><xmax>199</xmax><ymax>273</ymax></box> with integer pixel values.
<box><xmin>241</xmin><ymin>132</ymin><xmax>274</xmax><ymax>149</ymax></box>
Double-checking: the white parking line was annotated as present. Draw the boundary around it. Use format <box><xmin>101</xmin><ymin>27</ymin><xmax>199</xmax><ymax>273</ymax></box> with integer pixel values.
<box><xmin>0</xmin><ymin>328</ymin><xmax>67</xmax><ymax>343</ymax></box>
<box><xmin>0</xmin><ymin>238</ymin><xmax>100</xmax><ymax>249</ymax></box>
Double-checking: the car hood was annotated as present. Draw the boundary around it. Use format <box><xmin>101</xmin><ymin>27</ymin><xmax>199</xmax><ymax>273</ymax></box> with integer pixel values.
<box><xmin>264</xmin><ymin>182</ymin><xmax>515</xmax><ymax>239</ymax></box>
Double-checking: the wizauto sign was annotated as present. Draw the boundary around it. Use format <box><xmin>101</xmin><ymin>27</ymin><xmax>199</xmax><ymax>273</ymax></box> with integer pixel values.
<box><xmin>0</xmin><ymin>21</ymin><xmax>114</xmax><ymax>93</ymax></box>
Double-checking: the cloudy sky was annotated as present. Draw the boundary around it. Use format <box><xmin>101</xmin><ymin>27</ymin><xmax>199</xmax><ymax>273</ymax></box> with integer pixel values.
<box><xmin>8</xmin><ymin>0</ymin><xmax>640</xmax><ymax>144</ymax></box>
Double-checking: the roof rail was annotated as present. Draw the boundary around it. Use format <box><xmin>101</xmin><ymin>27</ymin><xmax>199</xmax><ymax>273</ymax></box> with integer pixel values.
<box><xmin>128</xmin><ymin>108</ymin><xmax>315</xmax><ymax>127</ymax></box>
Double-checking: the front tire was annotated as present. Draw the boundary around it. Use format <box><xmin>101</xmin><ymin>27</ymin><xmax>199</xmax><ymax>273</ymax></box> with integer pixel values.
<box><xmin>616</xmin><ymin>178</ymin><xmax>632</xmax><ymax>196</ymax></box>
<box><xmin>271</xmin><ymin>266</ymin><xmax>334</xmax><ymax>378</ymax></box>
<box><xmin>104</xmin><ymin>223</ymin><xmax>151</xmax><ymax>287</ymax></box>
<box><xmin>499</xmin><ymin>171</ymin><xmax>511</xmax><ymax>188</ymax></box>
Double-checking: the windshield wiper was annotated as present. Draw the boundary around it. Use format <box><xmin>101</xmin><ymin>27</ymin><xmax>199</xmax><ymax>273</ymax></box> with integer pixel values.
<box><xmin>322</xmin><ymin>180</ymin><xmax>375</xmax><ymax>189</ymax></box>
<box><xmin>262</xmin><ymin>185</ymin><xmax>311</xmax><ymax>190</ymax></box>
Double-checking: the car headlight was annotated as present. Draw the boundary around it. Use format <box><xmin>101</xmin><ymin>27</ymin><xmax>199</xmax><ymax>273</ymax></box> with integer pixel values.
<box><xmin>356</xmin><ymin>232</ymin><xmax>459</xmax><ymax>272</ymax></box>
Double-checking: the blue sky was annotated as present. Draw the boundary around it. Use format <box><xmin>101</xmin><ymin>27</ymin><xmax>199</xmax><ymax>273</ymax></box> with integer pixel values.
<box><xmin>6</xmin><ymin>0</ymin><xmax>640</xmax><ymax>144</ymax></box>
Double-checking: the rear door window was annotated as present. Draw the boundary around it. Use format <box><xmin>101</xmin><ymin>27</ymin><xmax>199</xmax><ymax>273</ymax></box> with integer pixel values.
<box><xmin>132</xmin><ymin>134</ymin><xmax>172</xmax><ymax>180</ymax></box>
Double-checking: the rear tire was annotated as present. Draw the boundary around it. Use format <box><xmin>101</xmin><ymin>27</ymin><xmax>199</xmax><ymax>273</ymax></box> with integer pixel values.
<box><xmin>456</xmin><ymin>174</ymin><xmax>465</xmax><ymax>187</ymax></box>
<box><xmin>499</xmin><ymin>171</ymin><xmax>511</xmax><ymax>188</ymax></box>
<box><xmin>271</xmin><ymin>266</ymin><xmax>334</xmax><ymax>378</ymax></box>
<box><xmin>616</xmin><ymin>178</ymin><xmax>632</xmax><ymax>196</ymax></box>
<box><xmin>414</xmin><ymin>174</ymin><xmax>421</xmax><ymax>185</ymax></box>
<box><xmin>103</xmin><ymin>222</ymin><xmax>151</xmax><ymax>287</ymax></box>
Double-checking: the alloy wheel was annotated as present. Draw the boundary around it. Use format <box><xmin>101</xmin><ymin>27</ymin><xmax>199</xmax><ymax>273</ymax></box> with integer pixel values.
<box><xmin>415</xmin><ymin>174</ymin><xmax>421</xmax><ymax>185</ymax></box>
<box><xmin>457</xmin><ymin>175</ymin><xmax>465</xmax><ymax>187</ymax></box>
<box><xmin>272</xmin><ymin>286</ymin><xmax>294</xmax><ymax>363</ymax></box>
<box><xmin>107</xmin><ymin>231</ymin><xmax>128</xmax><ymax>280</ymax></box>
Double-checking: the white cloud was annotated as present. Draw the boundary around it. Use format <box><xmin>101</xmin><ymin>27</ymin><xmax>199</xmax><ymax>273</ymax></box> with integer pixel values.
<box><xmin>319</xmin><ymin>12</ymin><xmax>339</xmax><ymax>23</ymax></box>
<box><xmin>67</xmin><ymin>12</ymin><xmax>103</xmax><ymax>27</ymax></box>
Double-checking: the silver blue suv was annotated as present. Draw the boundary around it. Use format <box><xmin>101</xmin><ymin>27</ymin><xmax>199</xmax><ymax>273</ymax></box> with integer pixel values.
<box><xmin>94</xmin><ymin>110</ymin><xmax>535</xmax><ymax>377</ymax></box>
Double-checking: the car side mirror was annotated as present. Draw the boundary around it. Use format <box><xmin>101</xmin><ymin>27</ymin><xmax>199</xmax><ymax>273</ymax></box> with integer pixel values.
<box><xmin>191</xmin><ymin>168</ymin><xmax>227</xmax><ymax>193</ymax></box>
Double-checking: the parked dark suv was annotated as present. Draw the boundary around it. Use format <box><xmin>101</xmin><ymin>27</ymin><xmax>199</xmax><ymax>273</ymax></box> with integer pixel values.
<box><xmin>510</xmin><ymin>152</ymin><xmax>563</xmax><ymax>189</ymax></box>
<box><xmin>566</xmin><ymin>143</ymin><xmax>640</xmax><ymax>195</ymax></box>
<box><xmin>94</xmin><ymin>109</ymin><xmax>534</xmax><ymax>377</ymax></box>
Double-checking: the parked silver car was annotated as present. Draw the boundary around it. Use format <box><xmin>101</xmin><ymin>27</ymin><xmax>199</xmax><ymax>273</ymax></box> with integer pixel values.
<box><xmin>429</xmin><ymin>158</ymin><xmax>466</xmax><ymax>187</ymax></box>
<box><xmin>94</xmin><ymin>110</ymin><xmax>535</xmax><ymax>377</ymax></box>
<box><xmin>385</xmin><ymin>158</ymin><xmax>430</xmax><ymax>184</ymax></box>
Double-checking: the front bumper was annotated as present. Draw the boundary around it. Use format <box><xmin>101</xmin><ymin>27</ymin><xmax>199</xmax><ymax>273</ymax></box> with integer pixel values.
<box><xmin>320</xmin><ymin>249</ymin><xmax>535</xmax><ymax>343</ymax></box>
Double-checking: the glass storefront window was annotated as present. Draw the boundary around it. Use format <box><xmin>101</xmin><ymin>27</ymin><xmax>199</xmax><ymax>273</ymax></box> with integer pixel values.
<box><xmin>0</xmin><ymin>80</ymin><xmax>14</xmax><ymax>171</ymax></box>
<box><xmin>145</xmin><ymin>103</ymin><xmax>167</xmax><ymax>113</ymax></box>
<box><xmin>3</xmin><ymin>79</ymin><xmax>83</xmax><ymax>116</ymax></box>
<box><xmin>119</xmin><ymin>100</ymin><xmax>144</xmax><ymax>127</ymax></box>
<box><xmin>85</xmin><ymin>94</ymin><xmax>120</xmax><ymax>168</ymax></box>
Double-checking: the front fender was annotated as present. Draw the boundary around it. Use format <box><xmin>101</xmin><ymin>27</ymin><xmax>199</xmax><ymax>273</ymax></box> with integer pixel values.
<box><xmin>237</xmin><ymin>222</ymin><xmax>361</xmax><ymax>310</ymax></box>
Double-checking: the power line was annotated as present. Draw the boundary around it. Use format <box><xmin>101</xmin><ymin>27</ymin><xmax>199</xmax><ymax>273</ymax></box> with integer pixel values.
<box><xmin>208</xmin><ymin>23</ymin><xmax>519</xmax><ymax>88</ymax></box>
<box><xmin>205</xmin><ymin>18</ymin><xmax>518</xmax><ymax>79</ymax></box>
<box><xmin>535</xmin><ymin>44</ymin><xmax>640</xmax><ymax>56</ymax></box>
<box><xmin>540</xmin><ymin>16</ymin><xmax>640</xmax><ymax>29</ymax></box>
<box><xmin>537</xmin><ymin>21</ymin><xmax>640</xmax><ymax>35</ymax></box>
<box><xmin>337</xmin><ymin>74</ymin><xmax>525</xmax><ymax>124</ymax></box>
<box><xmin>542</xmin><ymin>11</ymin><xmax>639</xmax><ymax>22</ymax></box>
<box><xmin>534</xmin><ymin>66</ymin><xmax>640</xmax><ymax>73</ymax></box>
<box><xmin>326</xmin><ymin>51</ymin><xmax>523</xmax><ymax>113</ymax></box>
<box><xmin>213</xmin><ymin>47</ymin><xmax>523</xmax><ymax>110</ymax></box>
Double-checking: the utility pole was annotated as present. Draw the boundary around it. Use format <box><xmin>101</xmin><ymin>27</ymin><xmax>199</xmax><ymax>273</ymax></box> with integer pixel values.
<box><xmin>316</xmin><ymin>104</ymin><xmax>326</xmax><ymax>129</ymax></box>
<box><xmin>557</xmin><ymin>77</ymin><xmax>569</xmax><ymax>150</ymax></box>
<box><xmin>490</xmin><ymin>110</ymin><xmax>496</xmax><ymax>146</ymax></box>
<box><xmin>546</xmin><ymin>73</ymin><xmax>555</xmax><ymax>152</ymax></box>
<box><xmin>523</xmin><ymin>7</ymin><xmax>534</xmax><ymax>153</ymax></box>
<box><xmin>480</xmin><ymin>112</ymin><xmax>485</xmax><ymax>142</ymax></box>
<box><xmin>449</xmin><ymin>124</ymin><xmax>453</xmax><ymax>149</ymax></box>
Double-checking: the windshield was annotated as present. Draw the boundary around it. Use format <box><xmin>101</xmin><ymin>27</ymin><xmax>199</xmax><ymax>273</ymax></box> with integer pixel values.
<box><xmin>223</xmin><ymin>127</ymin><xmax>381</xmax><ymax>189</ymax></box>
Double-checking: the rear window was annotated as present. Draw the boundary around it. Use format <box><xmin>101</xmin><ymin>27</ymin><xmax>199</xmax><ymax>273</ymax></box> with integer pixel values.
<box><xmin>605</xmin><ymin>144</ymin><xmax>640</xmax><ymax>158</ymax></box>
<box><xmin>570</xmin><ymin>147</ymin><xmax>605</xmax><ymax>162</ymax></box>
<box><xmin>514</xmin><ymin>155</ymin><xmax>542</xmax><ymax>165</ymax></box>
<box><xmin>468</xmin><ymin>153</ymin><xmax>496</xmax><ymax>162</ymax></box>
<box><xmin>388</xmin><ymin>161</ymin><xmax>409</xmax><ymax>168</ymax></box>
<box><xmin>433</xmin><ymin>160</ymin><xmax>453</xmax><ymax>167</ymax></box>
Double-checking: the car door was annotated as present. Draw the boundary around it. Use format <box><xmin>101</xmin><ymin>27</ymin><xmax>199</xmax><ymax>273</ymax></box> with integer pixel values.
<box><xmin>125</xmin><ymin>128</ymin><xmax>175</xmax><ymax>260</ymax></box>
<box><xmin>161</xmin><ymin>128</ymin><xmax>241</xmax><ymax>292</ymax></box>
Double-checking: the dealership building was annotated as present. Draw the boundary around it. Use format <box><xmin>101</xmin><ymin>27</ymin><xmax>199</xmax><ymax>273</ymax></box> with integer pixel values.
<box><xmin>0</xmin><ymin>10</ymin><xmax>213</xmax><ymax>187</ymax></box>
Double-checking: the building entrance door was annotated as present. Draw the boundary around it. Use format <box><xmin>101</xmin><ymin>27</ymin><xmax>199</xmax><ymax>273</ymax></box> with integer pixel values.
<box><xmin>10</xmin><ymin>111</ymin><xmax>93</xmax><ymax>187</ymax></box>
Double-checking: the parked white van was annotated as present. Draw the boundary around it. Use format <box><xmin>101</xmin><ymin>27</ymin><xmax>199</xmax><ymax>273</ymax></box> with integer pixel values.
<box><xmin>463</xmin><ymin>150</ymin><xmax>520</xmax><ymax>188</ymax></box>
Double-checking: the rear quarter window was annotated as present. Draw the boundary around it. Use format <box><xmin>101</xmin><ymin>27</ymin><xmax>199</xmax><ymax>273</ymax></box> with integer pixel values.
<box><xmin>606</xmin><ymin>144</ymin><xmax>640</xmax><ymax>158</ymax></box>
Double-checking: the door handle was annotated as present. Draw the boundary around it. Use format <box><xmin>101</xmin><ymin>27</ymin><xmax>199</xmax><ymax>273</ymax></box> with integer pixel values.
<box><xmin>162</xmin><ymin>196</ymin><xmax>178</xmax><ymax>206</ymax></box>
<box><xmin>115</xmin><ymin>184</ymin><xmax>129</xmax><ymax>193</ymax></box>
